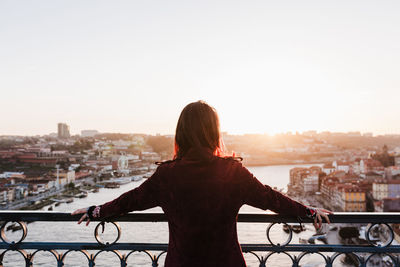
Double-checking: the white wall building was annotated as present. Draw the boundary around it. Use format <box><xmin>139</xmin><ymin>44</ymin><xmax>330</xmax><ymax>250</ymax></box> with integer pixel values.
<box><xmin>373</xmin><ymin>183</ymin><xmax>388</xmax><ymax>200</ymax></box>
<box><xmin>0</xmin><ymin>172</ymin><xmax>24</xmax><ymax>179</ymax></box>
<box><xmin>323</xmin><ymin>164</ymin><xmax>335</xmax><ymax>174</ymax></box>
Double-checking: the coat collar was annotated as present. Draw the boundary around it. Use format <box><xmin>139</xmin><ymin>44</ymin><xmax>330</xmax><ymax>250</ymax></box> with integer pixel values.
<box><xmin>182</xmin><ymin>147</ymin><xmax>215</xmax><ymax>161</ymax></box>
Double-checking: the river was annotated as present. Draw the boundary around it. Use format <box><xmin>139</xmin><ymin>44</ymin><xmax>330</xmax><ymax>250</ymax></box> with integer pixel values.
<box><xmin>2</xmin><ymin>164</ymin><xmax>346</xmax><ymax>267</ymax></box>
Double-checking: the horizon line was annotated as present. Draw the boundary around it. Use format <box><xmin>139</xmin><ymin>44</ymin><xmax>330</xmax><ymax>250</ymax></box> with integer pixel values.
<box><xmin>2</xmin><ymin>130</ymin><xmax>400</xmax><ymax>138</ymax></box>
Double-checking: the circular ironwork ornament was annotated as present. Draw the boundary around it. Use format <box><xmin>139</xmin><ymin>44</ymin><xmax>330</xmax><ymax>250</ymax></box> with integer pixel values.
<box><xmin>266</xmin><ymin>223</ymin><xmax>293</xmax><ymax>247</ymax></box>
<box><xmin>0</xmin><ymin>221</ymin><xmax>28</xmax><ymax>245</ymax></box>
<box><xmin>94</xmin><ymin>221</ymin><xmax>121</xmax><ymax>246</ymax></box>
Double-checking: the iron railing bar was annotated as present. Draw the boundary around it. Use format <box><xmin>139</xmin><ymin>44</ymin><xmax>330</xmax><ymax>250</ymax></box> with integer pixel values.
<box><xmin>1</xmin><ymin>211</ymin><xmax>400</xmax><ymax>223</ymax></box>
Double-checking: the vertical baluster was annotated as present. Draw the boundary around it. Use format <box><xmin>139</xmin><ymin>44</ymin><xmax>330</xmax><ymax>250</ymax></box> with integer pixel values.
<box><xmin>25</xmin><ymin>253</ymin><xmax>32</xmax><ymax>267</ymax></box>
<box><xmin>325</xmin><ymin>256</ymin><xmax>332</xmax><ymax>267</ymax></box>
<box><xmin>88</xmin><ymin>253</ymin><xmax>95</xmax><ymax>267</ymax></box>
<box><xmin>120</xmin><ymin>254</ymin><xmax>127</xmax><ymax>267</ymax></box>
<box><xmin>56</xmin><ymin>253</ymin><xmax>63</xmax><ymax>267</ymax></box>
<box><xmin>359</xmin><ymin>256</ymin><xmax>366</xmax><ymax>267</ymax></box>
<box><xmin>258</xmin><ymin>255</ymin><xmax>266</xmax><ymax>267</ymax></box>
<box><xmin>152</xmin><ymin>255</ymin><xmax>158</xmax><ymax>267</ymax></box>
<box><xmin>0</xmin><ymin>251</ymin><xmax>4</xmax><ymax>267</ymax></box>
<box><xmin>292</xmin><ymin>255</ymin><xmax>299</xmax><ymax>267</ymax></box>
<box><xmin>57</xmin><ymin>259</ymin><xmax>63</xmax><ymax>267</ymax></box>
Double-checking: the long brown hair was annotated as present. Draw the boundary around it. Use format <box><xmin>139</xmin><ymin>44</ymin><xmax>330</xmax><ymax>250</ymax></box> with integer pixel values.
<box><xmin>174</xmin><ymin>101</ymin><xmax>224</xmax><ymax>159</ymax></box>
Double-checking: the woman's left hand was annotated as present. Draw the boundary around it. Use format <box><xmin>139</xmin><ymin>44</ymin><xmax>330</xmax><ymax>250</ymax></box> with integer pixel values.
<box><xmin>71</xmin><ymin>208</ymin><xmax>91</xmax><ymax>226</ymax></box>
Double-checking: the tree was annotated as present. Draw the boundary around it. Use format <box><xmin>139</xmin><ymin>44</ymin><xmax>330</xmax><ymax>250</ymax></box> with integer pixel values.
<box><xmin>71</xmin><ymin>139</ymin><xmax>94</xmax><ymax>153</ymax></box>
<box><xmin>74</xmin><ymin>165</ymin><xmax>82</xmax><ymax>172</ymax></box>
<box><xmin>146</xmin><ymin>136</ymin><xmax>174</xmax><ymax>156</ymax></box>
<box><xmin>128</xmin><ymin>144</ymin><xmax>142</xmax><ymax>154</ymax></box>
<box><xmin>372</xmin><ymin>144</ymin><xmax>394</xmax><ymax>167</ymax></box>
<box><xmin>66</xmin><ymin>182</ymin><xmax>75</xmax><ymax>190</ymax></box>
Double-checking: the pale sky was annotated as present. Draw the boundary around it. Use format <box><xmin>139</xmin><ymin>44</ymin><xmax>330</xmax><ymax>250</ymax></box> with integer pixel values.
<box><xmin>1</xmin><ymin>1</ymin><xmax>400</xmax><ymax>136</ymax></box>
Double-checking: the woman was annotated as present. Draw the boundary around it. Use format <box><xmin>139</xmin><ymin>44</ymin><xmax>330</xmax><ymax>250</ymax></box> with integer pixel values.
<box><xmin>72</xmin><ymin>100</ymin><xmax>332</xmax><ymax>267</ymax></box>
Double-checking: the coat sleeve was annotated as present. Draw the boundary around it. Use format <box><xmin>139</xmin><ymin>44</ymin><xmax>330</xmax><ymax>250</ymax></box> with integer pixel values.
<box><xmin>98</xmin><ymin>166</ymin><xmax>163</xmax><ymax>219</ymax></box>
<box><xmin>237</xmin><ymin>163</ymin><xmax>308</xmax><ymax>217</ymax></box>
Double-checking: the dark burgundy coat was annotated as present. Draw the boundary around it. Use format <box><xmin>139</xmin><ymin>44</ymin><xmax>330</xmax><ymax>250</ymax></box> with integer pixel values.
<box><xmin>99</xmin><ymin>149</ymin><xmax>308</xmax><ymax>267</ymax></box>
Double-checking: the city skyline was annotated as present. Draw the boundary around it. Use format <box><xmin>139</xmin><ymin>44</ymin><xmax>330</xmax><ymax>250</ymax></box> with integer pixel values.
<box><xmin>0</xmin><ymin>122</ymin><xmax>388</xmax><ymax>137</ymax></box>
<box><xmin>1</xmin><ymin>1</ymin><xmax>400</xmax><ymax>136</ymax></box>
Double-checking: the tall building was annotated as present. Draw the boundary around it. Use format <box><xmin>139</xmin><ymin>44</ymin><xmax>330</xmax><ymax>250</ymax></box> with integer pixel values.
<box><xmin>57</xmin><ymin>123</ymin><xmax>70</xmax><ymax>138</ymax></box>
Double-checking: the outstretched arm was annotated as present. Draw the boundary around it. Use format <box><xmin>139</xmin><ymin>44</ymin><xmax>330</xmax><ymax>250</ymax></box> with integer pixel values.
<box><xmin>71</xmin><ymin>166</ymin><xmax>163</xmax><ymax>225</ymax></box>
<box><xmin>238</xmin><ymin>164</ymin><xmax>332</xmax><ymax>228</ymax></box>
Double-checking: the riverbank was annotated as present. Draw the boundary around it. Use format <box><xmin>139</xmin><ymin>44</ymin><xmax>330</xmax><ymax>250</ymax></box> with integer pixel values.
<box><xmin>4</xmin><ymin>184</ymin><xmax>99</xmax><ymax>211</ymax></box>
<box><xmin>19</xmin><ymin>198</ymin><xmax>55</xmax><ymax>210</ymax></box>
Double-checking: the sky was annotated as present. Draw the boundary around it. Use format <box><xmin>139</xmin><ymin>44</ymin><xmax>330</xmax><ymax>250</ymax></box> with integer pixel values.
<box><xmin>1</xmin><ymin>0</ymin><xmax>400</xmax><ymax>136</ymax></box>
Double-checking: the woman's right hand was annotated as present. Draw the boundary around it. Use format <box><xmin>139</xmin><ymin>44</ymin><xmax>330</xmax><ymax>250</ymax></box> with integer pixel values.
<box><xmin>71</xmin><ymin>208</ymin><xmax>91</xmax><ymax>226</ymax></box>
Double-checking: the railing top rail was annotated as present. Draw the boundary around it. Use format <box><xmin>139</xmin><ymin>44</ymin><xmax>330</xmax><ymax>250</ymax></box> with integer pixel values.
<box><xmin>1</xmin><ymin>211</ymin><xmax>400</xmax><ymax>223</ymax></box>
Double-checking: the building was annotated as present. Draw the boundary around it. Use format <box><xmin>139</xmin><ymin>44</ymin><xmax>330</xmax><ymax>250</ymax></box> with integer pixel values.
<box><xmin>351</xmin><ymin>161</ymin><xmax>361</xmax><ymax>174</ymax></box>
<box><xmin>50</xmin><ymin>170</ymin><xmax>75</xmax><ymax>188</ymax></box>
<box><xmin>58</xmin><ymin>123</ymin><xmax>70</xmax><ymax>139</ymax></box>
<box><xmin>321</xmin><ymin>171</ymin><xmax>367</xmax><ymax>211</ymax></box>
<box><xmin>385</xmin><ymin>166</ymin><xmax>400</xmax><ymax>179</ymax></box>
<box><xmin>388</xmin><ymin>182</ymin><xmax>400</xmax><ymax>198</ymax></box>
<box><xmin>0</xmin><ymin>190</ymin><xmax>7</xmax><ymax>203</ymax></box>
<box><xmin>373</xmin><ymin>180</ymin><xmax>400</xmax><ymax>200</ymax></box>
<box><xmin>395</xmin><ymin>156</ymin><xmax>400</xmax><ymax>167</ymax></box>
<box><xmin>373</xmin><ymin>182</ymin><xmax>388</xmax><ymax>200</ymax></box>
<box><xmin>303</xmin><ymin>174</ymin><xmax>319</xmax><ymax>193</ymax></box>
<box><xmin>6</xmin><ymin>188</ymin><xmax>15</xmax><ymax>202</ymax></box>
<box><xmin>0</xmin><ymin>172</ymin><xmax>25</xmax><ymax>179</ymax></box>
<box><xmin>321</xmin><ymin>176</ymin><xmax>339</xmax><ymax>205</ymax></box>
<box><xmin>338</xmin><ymin>185</ymin><xmax>366</xmax><ymax>212</ymax></box>
<box><xmin>140</xmin><ymin>152</ymin><xmax>161</xmax><ymax>162</ymax></box>
<box><xmin>360</xmin><ymin>159</ymin><xmax>384</xmax><ymax>174</ymax></box>
<box><xmin>364</xmin><ymin>171</ymin><xmax>384</xmax><ymax>181</ymax></box>
<box><xmin>323</xmin><ymin>164</ymin><xmax>335</xmax><ymax>175</ymax></box>
<box><xmin>289</xmin><ymin>166</ymin><xmax>321</xmax><ymax>194</ymax></box>
<box><xmin>81</xmin><ymin>130</ymin><xmax>99</xmax><ymax>137</ymax></box>
<box><xmin>289</xmin><ymin>168</ymin><xmax>308</xmax><ymax>188</ymax></box>
<box><xmin>333</xmin><ymin>161</ymin><xmax>351</xmax><ymax>173</ymax></box>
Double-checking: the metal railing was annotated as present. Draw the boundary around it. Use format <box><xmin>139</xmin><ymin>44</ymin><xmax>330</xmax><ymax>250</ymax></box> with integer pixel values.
<box><xmin>0</xmin><ymin>211</ymin><xmax>400</xmax><ymax>266</ymax></box>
